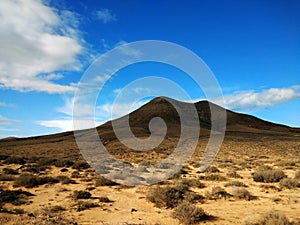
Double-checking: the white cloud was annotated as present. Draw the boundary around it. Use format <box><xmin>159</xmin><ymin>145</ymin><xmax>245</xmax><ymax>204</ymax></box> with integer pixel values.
<box><xmin>38</xmin><ymin>119</ymin><xmax>97</xmax><ymax>132</ymax></box>
<box><xmin>0</xmin><ymin>102</ymin><xmax>8</xmax><ymax>107</ymax></box>
<box><xmin>212</xmin><ymin>86</ymin><xmax>300</xmax><ymax>111</ymax></box>
<box><xmin>0</xmin><ymin>0</ymin><xmax>84</xmax><ymax>93</ymax></box>
<box><xmin>0</xmin><ymin>115</ymin><xmax>20</xmax><ymax>125</ymax></box>
<box><xmin>96</xmin><ymin>9</ymin><xmax>116</xmax><ymax>24</ymax></box>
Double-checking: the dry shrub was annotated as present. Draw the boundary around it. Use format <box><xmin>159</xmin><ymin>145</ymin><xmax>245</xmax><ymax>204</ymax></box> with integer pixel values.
<box><xmin>259</xmin><ymin>184</ymin><xmax>281</xmax><ymax>192</ymax></box>
<box><xmin>206</xmin><ymin>186</ymin><xmax>232</xmax><ymax>200</ymax></box>
<box><xmin>176</xmin><ymin>178</ymin><xmax>205</xmax><ymax>189</ymax></box>
<box><xmin>13</xmin><ymin>173</ymin><xmax>40</xmax><ymax>188</ymax></box>
<box><xmin>147</xmin><ymin>184</ymin><xmax>203</xmax><ymax>208</ymax></box>
<box><xmin>252</xmin><ymin>167</ymin><xmax>286</xmax><ymax>183</ymax></box>
<box><xmin>172</xmin><ymin>202</ymin><xmax>210</xmax><ymax>225</ymax></box>
<box><xmin>231</xmin><ymin>187</ymin><xmax>252</xmax><ymax>200</ymax></box>
<box><xmin>72</xmin><ymin>161</ymin><xmax>90</xmax><ymax>170</ymax></box>
<box><xmin>94</xmin><ymin>175</ymin><xmax>118</xmax><ymax>186</ymax></box>
<box><xmin>202</xmin><ymin>173</ymin><xmax>227</xmax><ymax>181</ymax></box>
<box><xmin>279</xmin><ymin>178</ymin><xmax>299</xmax><ymax>189</ymax></box>
<box><xmin>224</xmin><ymin>181</ymin><xmax>247</xmax><ymax>187</ymax></box>
<box><xmin>226</xmin><ymin>170</ymin><xmax>243</xmax><ymax>179</ymax></box>
<box><xmin>75</xmin><ymin>201</ymin><xmax>99</xmax><ymax>212</ymax></box>
<box><xmin>73</xmin><ymin>190</ymin><xmax>91</xmax><ymax>199</ymax></box>
<box><xmin>56</xmin><ymin>175</ymin><xmax>76</xmax><ymax>184</ymax></box>
<box><xmin>0</xmin><ymin>188</ymin><xmax>34</xmax><ymax>205</ymax></box>
<box><xmin>98</xmin><ymin>196</ymin><xmax>113</xmax><ymax>203</ymax></box>
<box><xmin>14</xmin><ymin>173</ymin><xmax>59</xmax><ymax>188</ymax></box>
<box><xmin>243</xmin><ymin>210</ymin><xmax>295</xmax><ymax>225</ymax></box>
<box><xmin>3</xmin><ymin>168</ymin><xmax>19</xmax><ymax>175</ymax></box>
<box><xmin>0</xmin><ymin>174</ymin><xmax>15</xmax><ymax>181</ymax></box>
<box><xmin>205</xmin><ymin>166</ymin><xmax>220</xmax><ymax>173</ymax></box>
<box><xmin>4</xmin><ymin>156</ymin><xmax>26</xmax><ymax>165</ymax></box>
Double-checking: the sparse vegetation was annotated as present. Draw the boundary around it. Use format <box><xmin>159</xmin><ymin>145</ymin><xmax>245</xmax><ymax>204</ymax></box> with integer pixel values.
<box><xmin>243</xmin><ymin>210</ymin><xmax>295</xmax><ymax>225</ymax></box>
<box><xmin>75</xmin><ymin>201</ymin><xmax>99</xmax><ymax>211</ymax></box>
<box><xmin>205</xmin><ymin>186</ymin><xmax>232</xmax><ymax>200</ymax></box>
<box><xmin>49</xmin><ymin>205</ymin><xmax>65</xmax><ymax>213</ymax></box>
<box><xmin>4</xmin><ymin>156</ymin><xmax>26</xmax><ymax>165</ymax></box>
<box><xmin>205</xmin><ymin>166</ymin><xmax>220</xmax><ymax>173</ymax></box>
<box><xmin>172</xmin><ymin>202</ymin><xmax>210</xmax><ymax>225</ymax></box>
<box><xmin>147</xmin><ymin>184</ymin><xmax>203</xmax><ymax>208</ymax></box>
<box><xmin>98</xmin><ymin>196</ymin><xmax>113</xmax><ymax>203</ymax></box>
<box><xmin>0</xmin><ymin>188</ymin><xmax>34</xmax><ymax>205</ymax></box>
<box><xmin>279</xmin><ymin>178</ymin><xmax>299</xmax><ymax>189</ymax></box>
<box><xmin>56</xmin><ymin>175</ymin><xmax>76</xmax><ymax>184</ymax></box>
<box><xmin>202</xmin><ymin>173</ymin><xmax>227</xmax><ymax>181</ymax></box>
<box><xmin>231</xmin><ymin>187</ymin><xmax>253</xmax><ymax>200</ymax></box>
<box><xmin>13</xmin><ymin>173</ymin><xmax>59</xmax><ymax>188</ymax></box>
<box><xmin>224</xmin><ymin>181</ymin><xmax>247</xmax><ymax>187</ymax></box>
<box><xmin>73</xmin><ymin>190</ymin><xmax>92</xmax><ymax>199</ymax></box>
<box><xmin>176</xmin><ymin>179</ymin><xmax>205</xmax><ymax>188</ymax></box>
<box><xmin>295</xmin><ymin>171</ymin><xmax>300</xmax><ymax>179</ymax></box>
<box><xmin>94</xmin><ymin>175</ymin><xmax>118</xmax><ymax>186</ymax></box>
<box><xmin>72</xmin><ymin>161</ymin><xmax>90</xmax><ymax>170</ymax></box>
<box><xmin>3</xmin><ymin>168</ymin><xmax>19</xmax><ymax>175</ymax></box>
<box><xmin>252</xmin><ymin>167</ymin><xmax>287</xmax><ymax>183</ymax></box>
<box><xmin>226</xmin><ymin>170</ymin><xmax>243</xmax><ymax>179</ymax></box>
<box><xmin>0</xmin><ymin>174</ymin><xmax>15</xmax><ymax>181</ymax></box>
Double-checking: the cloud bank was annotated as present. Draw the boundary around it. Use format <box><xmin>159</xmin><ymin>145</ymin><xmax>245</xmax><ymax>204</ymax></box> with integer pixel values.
<box><xmin>213</xmin><ymin>86</ymin><xmax>300</xmax><ymax>111</ymax></box>
<box><xmin>0</xmin><ymin>0</ymin><xmax>84</xmax><ymax>93</ymax></box>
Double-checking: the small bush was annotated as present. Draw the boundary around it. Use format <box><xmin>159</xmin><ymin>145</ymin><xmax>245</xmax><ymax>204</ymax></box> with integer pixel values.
<box><xmin>206</xmin><ymin>186</ymin><xmax>232</xmax><ymax>200</ymax></box>
<box><xmin>0</xmin><ymin>188</ymin><xmax>34</xmax><ymax>205</ymax></box>
<box><xmin>279</xmin><ymin>178</ymin><xmax>299</xmax><ymax>189</ymax></box>
<box><xmin>14</xmin><ymin>173</ymin><xmax>40</xmax><ymax>188</ymax></box>
<box><xmin>176</xmin><ymin>179</ymin><xmax>205</xmax><ymax>189</ymax></box>
<box><xmin>4</xmin><ymin>156</ymin><xmax>26</xmax><ymax>165</ymax></box>
<box><xmin>3</xmin><ymin>168</ymin><xmax>19</xmax><ymax>175</ymax></box>
<box><xmin>98</xmin><ymin>197</ymin><xmax>113</xmax><ymax>203</ymax></box>
<box><xmin>0</xmin><ymin>174</ymin><xmax>15</xmax><ymax>181</ymax></box>
<box><xmin>94</xmin><ymin>176</ymin><xmax>118</xmax><ymax>186</ymax></box>
<box><xmin>203</xmin><ymin>173</ymin><xmax>227</xmax><ymax>181</ymax></box>
<box><xmin>73</xmin><ymin>190</ymin><xmax>92</xmax><ymax>199</ymax></box>
<box><xmin>56</xmin><ymin>175</ymin><xmax>76</xmax><ymax>184</ymax></box>
<box><xmin>243</xmin><ymin>210</ymin><xmax>295</xmax><ymax>225</ymax></box>
<box><xmin>72</xmin><ymin>161</ymin><xmax>90</xmax><ymax>170</ymax></box>
<box><xmin>259</xmin><ymin>184</ymin><xmax>281</xmax><ymax>192</ymax></box>
<box><xmin>226</xmin><ymin>170</ymin><xmax>243</xmax><ymax>179</ymax></box>
<box><xmin>75</xmin><ymin>201</ymin><xmax>99</xmax><ymax>211</ymax></box>
<box><xmin>23</xmin><ymin>164</ymin><xmax>47</xmax><ymax>173</ymax></box>
<box><xmin>38</xmin><ymin>158</ymin><xmax>58</xmax><ymax>166</ymax></box>
<box><xmin>49</xmin><ymin>205</ymin><xmax>65</xmax><ymax>213</ymax></box>
<box><xmin>231</xmin><ymin>187</ymin><xmax>252</xmax><ymax>200</ymax></box>
<box><xmin>71</xmin><ymin>171</ymin><xmax>82</xmax><ymax>178</ymax></box>
<box><xmin>14</xmin><ymin>174</ymin><xmax>59</xmax><ymax>188</ymax></box>
<box><xmin>224</xmin><ymin>181</ymin><xmax>247</xmax><ymax>187</ymax></box>
<box><xmin>147</xmin><ymin>185</ymin><xmax>188</xmax><ymax>208</ymax></box>
<box><xmin>54</xmin><ymin>159</ymin><xmax>74</xmax><ymax>168</ymax></box>
<box><xmin>147</xmin><ymin>183</ymin><xmax>203</xmax><ymax>208</ymax></box>
<box><xmin>252</xmin><ymin>168</ymin><xmax>286</xmax><ymax>183</ymax></box>
<box><xmin>172</xmin><ymin>202</ymin><xmax>210</xmax><ymax>225</ymax></box>
<box><xmin>205</xmin><ymin>166</ymin><xmax>220</xmax><ymax>173</ymax></box>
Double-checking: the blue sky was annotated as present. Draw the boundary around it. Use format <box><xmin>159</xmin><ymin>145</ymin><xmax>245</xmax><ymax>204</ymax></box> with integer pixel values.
<box><xmin>0</xmin><ymin>0</ymin><xmax>299</xmax><ymax>138</ymax></box>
